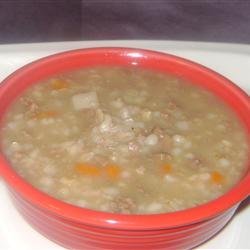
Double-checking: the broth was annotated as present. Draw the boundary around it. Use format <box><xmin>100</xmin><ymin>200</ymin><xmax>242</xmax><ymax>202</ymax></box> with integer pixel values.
<box><xmin>1</xmin><ymin>66</ymin><xmax>248</xmax><ymax>214</ymax></box>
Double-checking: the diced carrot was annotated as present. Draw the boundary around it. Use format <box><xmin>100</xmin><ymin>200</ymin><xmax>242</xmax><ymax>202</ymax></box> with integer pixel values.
<box><xmin>33</xmin><ymin>111</ymin><xmax>58</xmax><ymax>119</ymax></box>
<box><xmin>210</xmin><ymin>171</ymin><xmax>224</xmax><ymax>184</ymax></box>
<box><xmin>74</xmin><ymin>163</ymin><xmax>101</xmax><ymax>176</ymax></box>
<box><xmin>162</xmin><ymin>164</ymin><xmax>172</xmax><ymax>174</ymax></box>
<box><xmin>105</xmin><ymin>165</ymin><xmax>121</xmax><ymax>179</ymax></box>
<box><xmin>51</xmin><ymin>79</ymin><xmax>68</xmax><ymax>90</ymax></box>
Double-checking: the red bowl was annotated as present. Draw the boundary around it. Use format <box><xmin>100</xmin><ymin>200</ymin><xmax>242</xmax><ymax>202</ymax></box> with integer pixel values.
<box><xmin>0</xmin><ymin>48</ymin><xmax>249</xmax><ymax>249</ymax></box>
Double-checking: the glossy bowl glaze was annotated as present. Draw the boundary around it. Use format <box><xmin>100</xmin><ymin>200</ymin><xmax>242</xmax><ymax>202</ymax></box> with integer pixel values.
<box><xmin>0</xmin><ymin>48</ymin><xmax>249</xmax><ymax>250</ymax></box>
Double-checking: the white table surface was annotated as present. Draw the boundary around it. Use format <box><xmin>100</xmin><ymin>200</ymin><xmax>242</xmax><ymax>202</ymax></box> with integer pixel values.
<box><xmin>0</xmin><ymin>40</ymin><xmax>249</xmax><ymax>250</ymax></box>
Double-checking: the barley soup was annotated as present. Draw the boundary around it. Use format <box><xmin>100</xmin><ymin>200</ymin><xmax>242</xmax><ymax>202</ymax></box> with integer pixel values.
<box><xmin>1</xmin><ymin>66</ymin><xmax>248</xmax><ymax>214</ymax></box>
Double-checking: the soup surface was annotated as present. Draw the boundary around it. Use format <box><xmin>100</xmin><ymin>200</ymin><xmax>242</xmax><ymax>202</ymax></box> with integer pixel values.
<box><xmin>1</xmin><ymin>66</ymin><xmax>248</xmax><ymax>214</ymax></box>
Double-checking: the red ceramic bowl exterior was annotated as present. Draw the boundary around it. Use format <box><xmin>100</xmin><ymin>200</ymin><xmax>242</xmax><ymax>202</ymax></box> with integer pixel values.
<box><xmin>0</xmin><ymin>48</ymin><xmax>249</xmax><ymax>250</ymax></box>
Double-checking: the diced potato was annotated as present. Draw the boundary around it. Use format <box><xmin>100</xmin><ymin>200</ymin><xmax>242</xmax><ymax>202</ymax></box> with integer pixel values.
<box><xmin>72</xmin><ymin>92</ymin><xmax>99</xmax><ymax>110</ymax></box>
<box><xmin>123</xmin><ymin>90</ymin><xmax>146</xmax><ymax>105</ymax></box>
<box><xmin>145</xmin><ymin>134</ymin><xmax>158</xmax><ymax>146</ymax></box>
<box><xmin>99</xmin><ymin>114</ymin><xmax>112</xmax><ymax>132</ymax></box>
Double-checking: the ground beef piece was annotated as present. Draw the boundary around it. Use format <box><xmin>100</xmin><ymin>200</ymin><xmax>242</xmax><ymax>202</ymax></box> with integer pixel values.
<box><xmin>151</xmin><ymin>126</ymin><xmax>165</xmax><ymax>138</ymax></box>
<box><xmin>188</xmin><ymin>156</ymin><xmax>205</xmax><ymax>170</ymax></box>
<box><xmin>22</xmin><ymin>97</ymin><xmax>39</xmax><ymax>114</ymax></box>
<box><xmin>110</xmin><ymin>196</ymin><xmax>136</xmax><ymax>214</ymax></box>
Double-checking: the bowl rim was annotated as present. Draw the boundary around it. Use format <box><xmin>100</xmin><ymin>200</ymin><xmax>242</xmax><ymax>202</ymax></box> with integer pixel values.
<box><xmin>0</xmin><ymin>47</ymin><xmax>249</xmax><ymax>230</ymax></box>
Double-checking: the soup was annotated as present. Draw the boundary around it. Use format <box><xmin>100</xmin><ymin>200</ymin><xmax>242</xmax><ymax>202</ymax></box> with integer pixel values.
<box><xmin>1</xmin><ymin>66</ymin><xmax>248</xmax><ymax>214</ymax></box>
